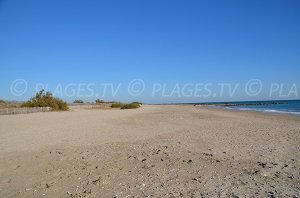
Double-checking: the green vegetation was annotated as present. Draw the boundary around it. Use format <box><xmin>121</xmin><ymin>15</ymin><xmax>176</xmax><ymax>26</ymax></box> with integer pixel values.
<box><xmin>110</xmin><ymin>101</ymin><xmax>142</xmax><ymax>109</ymax></box>
<box><xmin>0</xmin><ymin>99</ymin><xmax>5</xmax><ymax>103</ymax></box>
<box><xmin>95</xmin><ymin>99</ymin><xmax>104</xmax><ymax>104</ymax></box>
<box><xmin>21</xmin><ymin>89</ymin><xmax>69</xmax><ymax>111</ymax></box>
<box><xmin>73</xmin><ymin>99</ymin><xmax>84</xmax><ymax>103</ymax></box>
<box><xmin>121</xmin><ymin>102</ymin><xmax>141</xmax><ymax>109</ymax></box>
<box><xmin>110</xmin><ymin>102</ymin><xmax>124</xmax><ymax>108</ymax></box>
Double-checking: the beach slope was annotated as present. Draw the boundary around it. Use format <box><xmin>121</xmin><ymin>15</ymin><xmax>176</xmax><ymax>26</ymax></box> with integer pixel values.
<box><xmin>0</xmin><ymin>105</ymin><xmax>299</xmax><ymax>197</ymax></box>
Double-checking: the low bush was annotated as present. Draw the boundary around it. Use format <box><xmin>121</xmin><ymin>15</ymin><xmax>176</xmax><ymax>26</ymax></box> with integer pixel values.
<box><xmin>73</xmin><ymin>99</ymin><xmax>84</xmax><ymax>103</ymax></box>
<box><xmin>110</xmin><ymin>102</ymin><xmax>124</xmax><ymax>108</ymax></box>
<box><xmin>21</xmin><ymin>89</ymin><xmax>69</xmax><ymax>111</ymax></box>
<box><xmin>95</xmin><ymin>99</ymin><xmax>104</xmax><ymax>104</ymax></box>
<box><xmin>121</xmin><ymin>102</ymin><xmax>141</xmax><ymax>109</ymax></box>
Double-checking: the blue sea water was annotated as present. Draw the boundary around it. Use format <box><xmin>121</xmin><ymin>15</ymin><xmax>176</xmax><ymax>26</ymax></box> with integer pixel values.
<box><xmin>221</xmin><ymin>100</ymin><xmax>300</xmax><ymax>115</ymax></box>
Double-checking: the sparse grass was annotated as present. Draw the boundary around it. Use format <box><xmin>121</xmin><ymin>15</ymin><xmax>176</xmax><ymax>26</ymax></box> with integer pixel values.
<box><xmin>21</xmin><ymin>89</ymin><xmax>69</xmax><ymax>111</ymax></box>
<box><xmin>121</xmin><ymin>102</ymin><xmax>141</xmax><ymax>109</ymax></box>
<box><xmin>110</xmin><ymin>102</ymin><xmax>141</xmax><ymax>109</ymax></box>
<box><xmin>0</xmin><ymin>101</ymin><xmax>21</xmax><ymax>109</ymax></box>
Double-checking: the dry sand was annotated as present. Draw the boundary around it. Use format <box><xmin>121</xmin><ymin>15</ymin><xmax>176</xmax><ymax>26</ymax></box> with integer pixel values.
<box><xmin>0</xmin><ymin>105</ymin><xmax>299</xmax><ymax>197</ymax></box>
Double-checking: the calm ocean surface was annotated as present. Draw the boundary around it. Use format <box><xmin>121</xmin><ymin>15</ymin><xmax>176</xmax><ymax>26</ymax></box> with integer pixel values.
<box><xmin>222</xmin><ymin>100</ymin><xmax>300</xmax><ymax>115</ymax></box>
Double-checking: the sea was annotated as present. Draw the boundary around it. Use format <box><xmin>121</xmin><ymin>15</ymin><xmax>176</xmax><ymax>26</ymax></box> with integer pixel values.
<box><xmin>198</xmin><ymin>100</ymin><xmax>300</xmax><ymax>116</ymax></box>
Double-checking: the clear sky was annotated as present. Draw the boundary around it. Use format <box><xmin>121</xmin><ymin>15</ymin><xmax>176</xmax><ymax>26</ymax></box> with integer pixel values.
<box><xmin>0</xmin><ymin>0</ymin><xmax>299</xmax><ymax>103</ymax></box>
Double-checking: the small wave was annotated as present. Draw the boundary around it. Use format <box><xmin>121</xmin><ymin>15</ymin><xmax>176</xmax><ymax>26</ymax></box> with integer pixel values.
<box><xmin>225</xmin><ymin>107</ymin><xmax>257</xmax><ymax>111</ymax></box>
<box><xmin>263</xmin><ymin>109</ymin><xmax>300</xmax><ymax>115</ymax></box>
<box><xmin>222</xmin><ymin>107</ymin><xmax>256</xmax><ymax>111</ymax></box>
<box><xmin>225</xmin><ymin>107</ymin><xmax>300</xmax><ymax>115</ymax></box>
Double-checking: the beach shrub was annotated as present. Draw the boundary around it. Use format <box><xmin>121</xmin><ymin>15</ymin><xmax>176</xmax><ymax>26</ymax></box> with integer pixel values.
<box><xmin>95</xmin><ymin>99</ymin><xmax>104</xmax><ymax>104</ymax></box>
<box><xmin>121</xmin><ymin>102</ymin><xmax>141</xmax><ymax>109</ymax></box>
<box><xmin>110</xmin><ymin>102</ymin><xmax>124</xmax><ymax>108</ymax></box>
<box><xmin>21</xmin><ymin>89</ymin><xmax>69</xmax><ymax>111</ymax></box>
<box><xmin>73</xmin><ymin>99</ymin><xmax>84</xmax><ymax>103</ymax></box>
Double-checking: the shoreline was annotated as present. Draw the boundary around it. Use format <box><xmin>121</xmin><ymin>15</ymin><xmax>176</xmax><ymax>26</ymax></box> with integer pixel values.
<box><xmin>206</xmin><ymin>105</ymin><xmax>300</xmax><ymax>117</ymax></box>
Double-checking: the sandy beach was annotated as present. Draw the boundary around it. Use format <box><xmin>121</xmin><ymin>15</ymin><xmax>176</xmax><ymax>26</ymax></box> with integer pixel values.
<box><xmin>0</xmin><ymin>105</ymin><xmax>299</xmax><ymax>197</ymax></box>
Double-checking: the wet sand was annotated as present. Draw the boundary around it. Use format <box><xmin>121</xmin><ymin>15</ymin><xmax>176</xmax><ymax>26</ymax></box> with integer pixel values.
<box><xmin>0</xmin><ymin>105</ymin><xmax>299</xmax><ymax>197</ymax></box>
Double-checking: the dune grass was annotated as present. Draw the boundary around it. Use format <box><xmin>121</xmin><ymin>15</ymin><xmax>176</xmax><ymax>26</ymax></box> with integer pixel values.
<box><xmin>110</xmin><ymin>102</ymin><xmax>124</xmax><ymax>108</ymax></box>
<box><xmin>121</xmin><ymin>102</ymin><xmax>141</xmax><ymax>109</ymax></box>
<box><xmin>110</xmin><ymin>102</ymin><xmax>141</xmax><ymax>109</ymax></box>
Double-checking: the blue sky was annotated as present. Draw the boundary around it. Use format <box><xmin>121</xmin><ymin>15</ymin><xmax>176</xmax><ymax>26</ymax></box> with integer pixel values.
<box><xmin>0</xmin><ymin>0</ymin><xmax>299</xmax><ymax>103</ymax></box>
